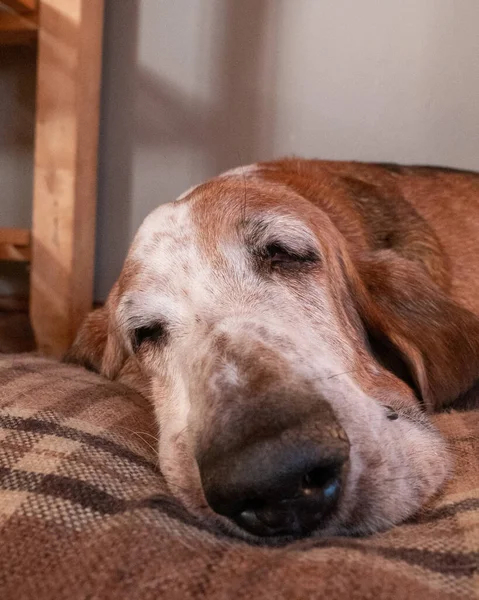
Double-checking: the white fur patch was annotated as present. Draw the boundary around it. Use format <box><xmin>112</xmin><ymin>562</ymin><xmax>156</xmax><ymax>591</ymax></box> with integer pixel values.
<box><xmin>175</xmin><ymin>184</ymin><xmax>201</xmax><ymax>202</ymax></box>
<box><xmin>174</xmin><ymin>164</ymin><xmax>262</xmax><ymax>203</ymax></box>
<box><xmin>218</xmin><ymin>164</ymin><xmax>261</xmax><ymax>178</ymax></box>
<box><xmin>128</xmin><ymin>201</ymin><xmax>209</xmax><ymax>321</ymax></box>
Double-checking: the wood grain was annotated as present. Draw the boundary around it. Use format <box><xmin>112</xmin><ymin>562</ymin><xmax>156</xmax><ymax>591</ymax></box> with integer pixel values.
<box><xmin>0</xmin><ymin>9</ymin><xmax>37</xmax><ymax>45</ymax></box>
<box><xmin>0</xmin><ymin>245</ymin><xmax>31</xmax><ymax>261</ymax></box>
<box><xmin>30</xmin><ymin>0</ymin><xmax>104</xmax><ymax>357</ymax></box>
<box><xmin>1</xmin><ymin>0</ymin><xmax>37</xmax><ymax>13</ymax></box>
<box><xmin>0</xmin><ymin>228</ymin><xmax>31</xmax><ymax>261</ymax></box>
<box><xmin>0</xmin><ymin>228</ymin><xmax>30</xmax><ymax>246</ymax></box>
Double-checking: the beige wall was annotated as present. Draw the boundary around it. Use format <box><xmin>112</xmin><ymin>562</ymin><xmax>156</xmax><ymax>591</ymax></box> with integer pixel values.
<box><xmin>1</xmin><ymin>2</ymin><xmax>478</xmax><ymax>300</ymax></box>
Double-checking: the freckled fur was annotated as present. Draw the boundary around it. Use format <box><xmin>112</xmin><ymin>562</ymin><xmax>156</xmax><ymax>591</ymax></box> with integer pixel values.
<box><xmin>65</xmin><ymin>158</ymin><xmax>479</xmax><ymax>538</ymax></box>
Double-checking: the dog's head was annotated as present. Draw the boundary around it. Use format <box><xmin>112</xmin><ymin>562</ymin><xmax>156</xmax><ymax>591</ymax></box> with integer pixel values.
<box><xmin>67</xmin><ymin>163</ymin><xmax>479</xmax><ymax>539</ymax></box>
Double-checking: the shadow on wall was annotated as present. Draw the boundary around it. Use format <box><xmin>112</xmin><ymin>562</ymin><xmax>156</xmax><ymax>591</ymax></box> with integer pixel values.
<box><xmin>134</xmin><ymin>0</ymin><xmax>279</xmax><ymax>173</ymax></box>
<box><xmin>95</xmin><ymin>0</ymin><xmax>279</xmax><ymax>301</ymax></box>
<box><xmin>95</xmin><ymin>0</ymin><xmax>140</xmax><ymax>301</ymax></box>
<box><xmin>211</xmin><ymin>0</ymin><xmax>279</xmax><ymax>173</ymax></box>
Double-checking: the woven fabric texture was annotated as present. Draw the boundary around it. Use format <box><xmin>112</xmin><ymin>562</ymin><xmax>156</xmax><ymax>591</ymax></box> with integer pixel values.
<box><xmin>0</xmin><ymin>354</ymin><xmax>478</xmax><ymax>600</ymax></box>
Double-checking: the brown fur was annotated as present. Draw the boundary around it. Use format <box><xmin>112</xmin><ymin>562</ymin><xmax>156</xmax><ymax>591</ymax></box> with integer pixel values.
<box><xmin>251</xmin><ymin>159</ymin><xmax>479</xmax><ymax>410</ymax></box>
<box><xmin>66</xmin><ymin>157</ymin><xmax>479</xmax><ymax>424</ymax></box>
<box><xmin>65</xmin><ymin>159</ymin><xmax>479</xmax><ymax>537</ymax></box>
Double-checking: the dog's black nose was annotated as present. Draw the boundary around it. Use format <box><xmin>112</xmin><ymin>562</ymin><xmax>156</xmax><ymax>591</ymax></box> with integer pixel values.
<box><xmin>199</xmin><ymin>434</ymin><xmax>349</xmax><ymax>537</ymax></box>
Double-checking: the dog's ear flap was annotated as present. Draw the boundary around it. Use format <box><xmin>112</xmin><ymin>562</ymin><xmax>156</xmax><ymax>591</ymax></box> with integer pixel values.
<box><xmin>64</xmin><ymin>284</ymin><xmax>127</xmax><ymax>379</ymax></box>
<box><xmin>353</xmin><ymin>251</ymin><xmax>479</xmax><ymax>411</ymax></box>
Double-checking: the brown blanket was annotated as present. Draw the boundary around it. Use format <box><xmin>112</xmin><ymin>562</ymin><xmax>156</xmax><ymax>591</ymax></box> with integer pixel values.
<box><xmin>0</xmin><ymin>354</ymin><xmax>478</xmax><ymax>600</ymax></box>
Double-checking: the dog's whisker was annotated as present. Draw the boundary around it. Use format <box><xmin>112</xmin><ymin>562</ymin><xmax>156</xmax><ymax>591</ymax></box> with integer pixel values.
<box><xmin>381</xmin><ymin>476</ymin><xmax>419</xmax><ymax>484</ymax></box>
<box><xmin>326</xmin><ymin>369</ymin><xmax>359</xmax><ymax>380</ymax></box>
<box><xmin>131</xmin><ymin>430</ymin><xmax>161</xmax><ymax>443</ymax></box>
<box><xmin>116</xmin><ymin>425</ymin><xmax>160</xmax><ymax>460</ymax></box>
<box><xmin>166</xmin><ymin>481</ymin><xmax>195</xmax><ymax>496</ymax></box>
<box><xmin>235</xmin><ymin>149</ymin><xmax>247</xmax><ymax>224</ymax></box>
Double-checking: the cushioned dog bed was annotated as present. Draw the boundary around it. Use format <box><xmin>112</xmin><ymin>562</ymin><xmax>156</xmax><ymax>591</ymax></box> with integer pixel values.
<box><xmin>0</xmin><ymin>354</ymin><xmax>478</xmax><ymax>600</ymax></box>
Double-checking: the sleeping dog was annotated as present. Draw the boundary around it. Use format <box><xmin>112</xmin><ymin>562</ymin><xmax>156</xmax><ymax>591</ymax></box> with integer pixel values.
<box><xmin>66</xmin><ymin>159</ymin><xmax>479</xmax><ymax>539</ymax></box>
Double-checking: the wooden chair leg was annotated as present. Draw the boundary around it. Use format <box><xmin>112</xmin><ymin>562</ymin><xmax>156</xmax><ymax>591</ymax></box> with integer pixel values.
<box><xmin>30</xmin><ymin>0</ymin><xmax>104</xmax><ymax>357</ymax></box>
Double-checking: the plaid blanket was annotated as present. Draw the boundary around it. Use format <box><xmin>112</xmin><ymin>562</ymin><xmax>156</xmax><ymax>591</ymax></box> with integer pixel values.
<box><xmin>0</xmin><ymin>354</ymin><xmax>477</xmax><ymax>600</ymax></box>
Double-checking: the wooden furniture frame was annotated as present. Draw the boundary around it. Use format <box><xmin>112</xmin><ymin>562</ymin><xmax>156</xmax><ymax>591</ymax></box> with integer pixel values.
<box><xmin>0</xmin><ymin>0</ymin><xmax>104</xmax><ymax>357</ymax></box>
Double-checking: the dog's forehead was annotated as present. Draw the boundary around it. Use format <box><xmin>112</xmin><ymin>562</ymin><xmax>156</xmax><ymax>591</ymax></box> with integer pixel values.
<box><xmin>138</xmin><ymin>201</ymin><xmax>193</xmax><ymax>247</ymax></box>
<box><xmin>122</xmin><ymin>176</ymin><xmax>321</xmax><ymax>304</ymax></box>
<box><xmin>131</xmin><ymin>176</ymin><xmax>269</xmax><ymax>268</ymax></box>
<box><xmin>131</xmin><ymin>200</ymin><xmax>201</xmax><ymax>274</ymax></box>
<box><xmin>125</xmin><ymin>189</ymin><xmax>243</xmax><ymax>300</ymax></box>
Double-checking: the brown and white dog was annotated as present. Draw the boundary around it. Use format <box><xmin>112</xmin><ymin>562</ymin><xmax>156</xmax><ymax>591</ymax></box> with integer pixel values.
<box><xmin>66</xmin><ymin>159</ymin><xmax>479</xmax><ymax>540</ymax></box>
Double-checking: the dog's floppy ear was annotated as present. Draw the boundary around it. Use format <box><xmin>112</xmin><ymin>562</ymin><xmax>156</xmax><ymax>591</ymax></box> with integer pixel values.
<box><xmin>352</xmin><ymin>250</ymin><xmax>479</xmax><ymax>411</ymax></box>
<box><xmin>64</xmin><ymin>283</ymin><xmax>127</xmax><ymax>379</ymax></box>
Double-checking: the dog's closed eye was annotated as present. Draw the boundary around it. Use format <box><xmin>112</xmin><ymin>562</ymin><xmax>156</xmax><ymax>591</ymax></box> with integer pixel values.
<box><xmin>263</xmin><ymin>242</ymin><xmax>320</xmax><ymax>271</ymax></box>
<box><xmin>132</xmin><ymin>322</ymin><xmax>167</xmax><ymax>351</ymax></box>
